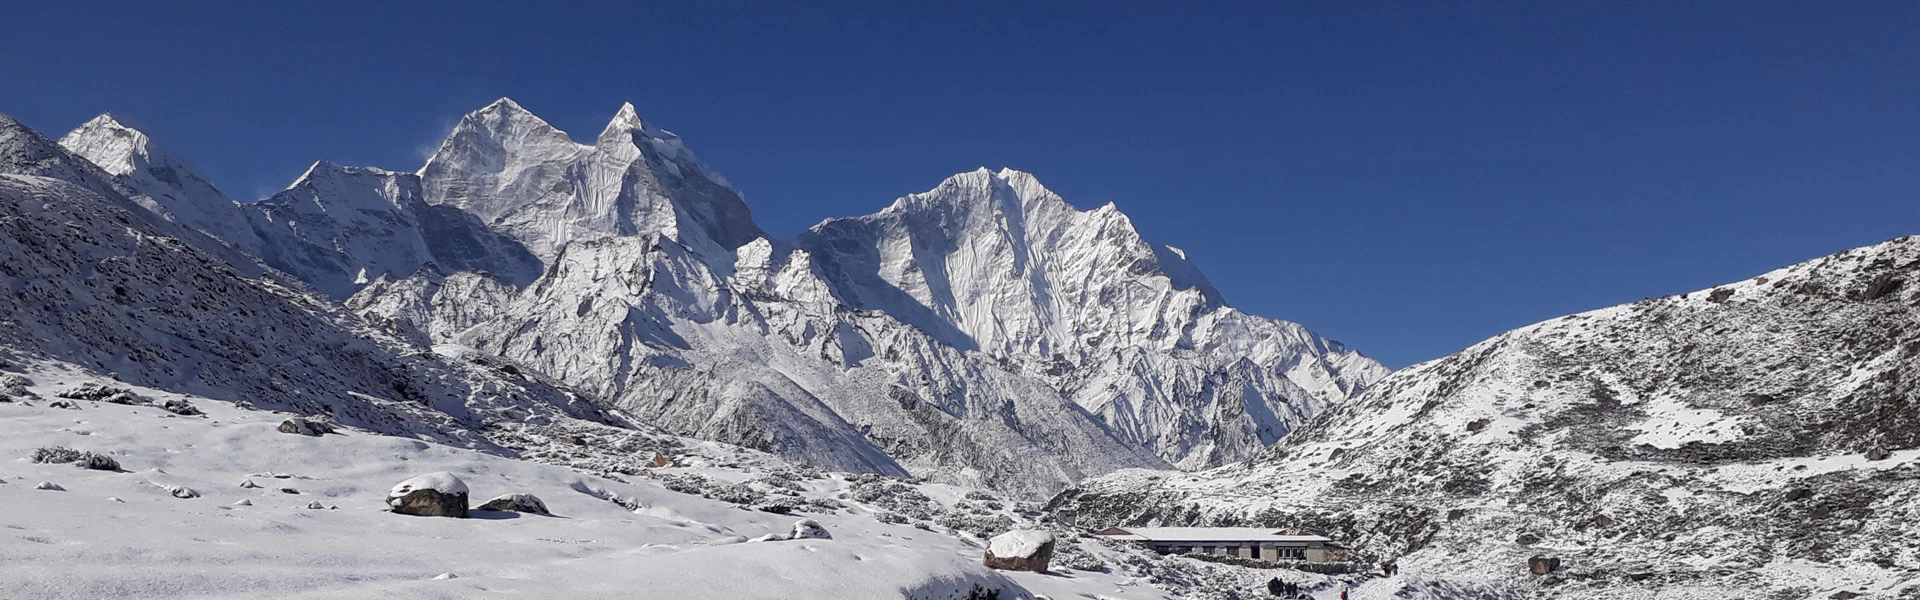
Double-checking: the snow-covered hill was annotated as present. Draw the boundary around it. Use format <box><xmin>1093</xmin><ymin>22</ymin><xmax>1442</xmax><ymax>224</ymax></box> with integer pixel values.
<box><xmin>45</xmin><ymin>99</ymin><xmax>1384</xmax><ymax>496</ymax></box>
<box><xmin>1055</xmin><ymin>237</ymin><xmax>1920</xmax><ymax>598</ymax></box>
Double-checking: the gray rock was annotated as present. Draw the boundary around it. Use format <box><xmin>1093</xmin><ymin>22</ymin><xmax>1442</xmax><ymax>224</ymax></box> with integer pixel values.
<box><xmin>983</xmin><ymin>529</ymin><xmax>1055</xmax><ymax>573</ymax></box>
<box><xmin>477</xmin><ymin>493</ymin><xmax>550</xmax><ymax>515</ymax></box>
<box><xmin>158</xmin><ymin>398</ymin><xmax>202</xmax><ymax>416</ymax></box>
<box><xmin>1866</xmin><ymin>447</ymin><xmax>1890</xmax><ymax>461</ymax></box>
<box><xmin>1528</xmin><ymin>556</ymin><xmax>1560</xmax><ymax>575</ymax></box>
<box><xmin>30</xmin><ymin>446</ymin><xmax>119</xmax><ymax>471</ymax></box>
<box><xmin>34</xmin><ymin>481</ymin><xmax>64</xmax><ymax>491</ymax></box>
<box><xmin>387</xmin><ymin>472</ymin><xmax>469</xmax><ymax>518</ymax></box>
<box><xmin>789</xmin><ymin>518</ymin><xmax>831</xmax><ymax>540</ymax></box>
<box><xmin>277</xmin><ymin>417</ymin><xmax>336</xmax><ymax>436</ymax></box>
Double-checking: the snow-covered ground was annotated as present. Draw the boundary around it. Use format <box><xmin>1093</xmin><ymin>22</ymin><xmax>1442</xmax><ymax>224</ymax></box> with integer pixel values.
<box><xmin>0</xmin><ymin>359</ymin><xmax>1350</xmax><ymax>599</ymax></box>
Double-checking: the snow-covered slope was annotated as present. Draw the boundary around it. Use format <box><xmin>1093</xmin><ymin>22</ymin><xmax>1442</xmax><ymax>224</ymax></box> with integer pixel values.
<box><xmin>58</xmin><ymin>114</ymin><xmax>262</xmax><ymax>250</ymax></box>
<box><xmin>0</xmin><ymin>367</ymin><xmax>1042</xmax><ymax>600</ymax></box>
<box><xmin>0</xmin><ymin>113</ymin><xmax>609</xmax><ymax>445</ymax></box>
<box><xmin>1055</xmin><ymin>237</ymin><xmax>1920</xmax><ymax>598</ymax></box>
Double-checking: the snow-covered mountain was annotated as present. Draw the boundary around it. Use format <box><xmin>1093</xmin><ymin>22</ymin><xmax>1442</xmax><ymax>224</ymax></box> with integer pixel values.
<box><xmin>802</xmin><ymin>168</ymin><xmax>1387</xmax><ymax>469</ymax></box>
<box><xmin>44</xmin><ymin>99</ymin><xmax>1385</xmax><ymax>497</ymax></box>
<box><xmin>1054</xmin><ymin>237</ymin><xmax>1920</xmax><ymax>598</ymax></box>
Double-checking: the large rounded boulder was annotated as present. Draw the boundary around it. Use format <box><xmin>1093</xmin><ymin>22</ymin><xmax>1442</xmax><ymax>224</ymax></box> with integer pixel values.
<box><xmin>387</xmin><ymin>472</ymin><xmax>469</xmax><ymax>518</ymax></box>
<box><xmin>984</xmin><ymin>529</ymin><xmax>1055</xmax><ymax>572</ymax></box>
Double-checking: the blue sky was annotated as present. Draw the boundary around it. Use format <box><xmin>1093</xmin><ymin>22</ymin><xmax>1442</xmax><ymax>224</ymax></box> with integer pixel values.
<box><xmin>4</xmin><ymin>1</ymin><xmax>1918</xmax><ymax>367</ymax></box>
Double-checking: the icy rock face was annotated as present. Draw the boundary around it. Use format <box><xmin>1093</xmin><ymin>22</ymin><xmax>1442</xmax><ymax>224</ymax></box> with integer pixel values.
<box><xmin>243</xmin><ymin>162</ymin><xmax>542</xmax><ymax>299</ymax></box>
<box><xmin>1057</xmin><ymin>236</ymin><xmax>1920</xmax><ymax>598</ymax></box>
<box><xmin>418</xmin><ymin>99</ymin><xmax>763</xmax><ymax>269</ymax></box>
<box><xmin>0</xmin><ymin>114</ymin><xmax>618</xmax><ymax>446</ymax></box>
<box><xmin>800</xmin><ymin>168</ymin><xmax>1388</xmax><ymax>468</ymax></box>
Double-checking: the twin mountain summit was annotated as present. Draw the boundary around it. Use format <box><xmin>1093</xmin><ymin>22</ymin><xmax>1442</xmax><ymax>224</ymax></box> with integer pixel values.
<box><xmin>2</xmin><ymin>98</ymin><xmax>1914</xmax><ymax>597</ymax></box>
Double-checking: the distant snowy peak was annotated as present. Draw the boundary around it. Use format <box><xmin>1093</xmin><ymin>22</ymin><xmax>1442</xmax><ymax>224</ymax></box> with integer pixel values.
<box><xmin>58</xmin><ymin>114</ymin><xmax>260</xmax><ymax>248</ymax></box>
<box><xmin>804</xmin><ymin>166</ymin><xmax>1237</xmax><ymax>356</ymax></box>
<box><xmin>419</xmin><ymin>98</ymin><xmax>762</xmax><ymax>268</ymax></box>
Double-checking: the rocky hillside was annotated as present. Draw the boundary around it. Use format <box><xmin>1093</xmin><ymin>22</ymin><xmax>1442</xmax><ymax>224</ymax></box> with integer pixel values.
<box><xmin>0</xmin><ymin>112</ymin><xmax>615</xmax><ymax>447</ymax></box>
<box><xmin>1055</xmin><ymin>236</ymin><xmax>1920</xmax><ymax>599</ymax></box>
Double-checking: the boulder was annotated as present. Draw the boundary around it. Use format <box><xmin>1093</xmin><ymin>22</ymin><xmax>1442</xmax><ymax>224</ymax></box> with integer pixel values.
<box><xmin>790</xmin><ymin>519</ymin><xmax>832</xmax><ymax>540</ymax></box>
<box><xmin>983</xmin><ymin>529</ymin><xmax>1055</xmax><ymax>572</ymax></box>
<box><xmin>477</xmin><ymin>493</ymin><xmax>550</xmax><ymax>515</ymax></box>
<box><xmin>158</xmin><ymin>398</ymin><xmax>203</xmax><ymax>416</ymax></box>
<box><xmin>1528</xmin><ymin>556</ymin><xmax>1561</xmax><ymax>575</ymax></box>
<box><xmin>278</xmin><ymin>417</ymin><xmax>336</xmax><ymax>436</ymax></box>
<box><xmin>1866</xmin><ymin>447</ymin><xmax>1890</xmax><ymax>461</ymax></box>
<box><xmin>387</xmin><ymin>472</ymin><xmax>469</xmax><ymax>518</ymax></box>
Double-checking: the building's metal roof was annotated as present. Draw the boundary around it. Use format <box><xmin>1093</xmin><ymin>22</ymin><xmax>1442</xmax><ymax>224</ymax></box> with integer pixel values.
<box><xmin>1092</xmin><ymin>527</ymin><xmax>1332</xmax><ymax>543</ymax></box>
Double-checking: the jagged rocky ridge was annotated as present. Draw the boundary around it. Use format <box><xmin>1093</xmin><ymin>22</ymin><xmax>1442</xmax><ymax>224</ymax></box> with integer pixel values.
<box><xmin>49</xmin><ymin>99</ymin><xmax>1385</xmax><ymax>497</ymax></box>
<box><xmin>0</xmin><ymin>113</ymin><xmax>616</xmax><ymax>447</ymax></box>
<box><xmin>1054</xmin><ymin>237</ymin><xmax>1920</xmax><ymax>598</ymax></box>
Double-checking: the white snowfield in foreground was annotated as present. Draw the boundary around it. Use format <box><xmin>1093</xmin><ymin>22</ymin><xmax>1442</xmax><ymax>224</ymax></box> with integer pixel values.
<box><xmin>0</xmin><ymin>366</ymin><xmax>1180</xmax><ymax>600</ymax></box>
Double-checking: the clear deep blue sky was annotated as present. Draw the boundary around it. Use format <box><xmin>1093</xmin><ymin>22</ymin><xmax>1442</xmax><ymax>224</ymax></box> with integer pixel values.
<box><xmin>4</xmin><ymin>2</ymin><xmax>1918</xmax><ymax>367</ymax></box>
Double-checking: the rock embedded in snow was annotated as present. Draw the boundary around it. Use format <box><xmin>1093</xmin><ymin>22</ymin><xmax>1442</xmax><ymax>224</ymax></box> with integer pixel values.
<box><xmin>168</xmin><ymin>485</ymin><xmax>200</xmax><ymax>499</ymax></box>
<box><xmin>30</xmin><ymin>446</ymin><xmax>120</xmax><ymax>471</ymax></box>
<box><xmin>57</xmin><ymin>382</ymin><xmax>143</xmax><ymax>405</ymax></box>
<box><xmin>476</xmin><ymin>493</ymin><xmax>549</xmax><ymax>515</ymax></box>
<box><xmin>789</xmin><ymin>519</ymin><xmax>831</xmax><ymax>540</ymax></box>
<box><xmin>277</xmin><ymin>417</ymin><xmax>336</xmax><ymax>436</ymax></box>
<box><xmin>238</xmin><ymin>478</ymin><xmax>261</xmax><ymax>489</ymax></box>
<box><xmin>1528</xmin><ymin>556</ymin><xmax>1561</xmax><ymax>575</ymax></box>
<box><xmin>35</xmin><ymin>481</ymin><xmax>64</xmax><ymax>491</ymax></box>
<box><xmin>982</xmin><ymin>530</ymin><xmax>1055</xmax><ymax>572</ymax></box>
<box><xmin>1866</xmin><ymin>447</ymin><xmax>1890</xmax><ymax>461</ymax></box>
<box><xmin>387</xmin><ymin>472</ymin><xmax>469</xmax><ymax>518</ymax></box>
<box><xmin>750</xmin><ymin>519</ymin><xmax>833</xmax><ymax>542</ymax></box>
<box><xmin>158</xmin><ymin>398</ymin><xmax>202</xmax><ymax>416</ymax></box>
<box><xmin>432</xmin><ymin>573</ymin><xmax>457</xmax><ymax>581</ymax></box>
<box><xmin>232</xmin><ymin>498</ymin><xmax>252</xmax><ymax>506</ymax></box>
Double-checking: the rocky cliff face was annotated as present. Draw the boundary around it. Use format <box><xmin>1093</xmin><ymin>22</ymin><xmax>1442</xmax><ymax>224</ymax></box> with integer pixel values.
<box><xmin>1055</xmin><ymin>237</ymin><xmax>1920</xmax><ymax>598</ymax></box>
<box><xmin>47</xmin><ymin>99</ymin><xmax>1385</xmax><ymax>497</ymax></box>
